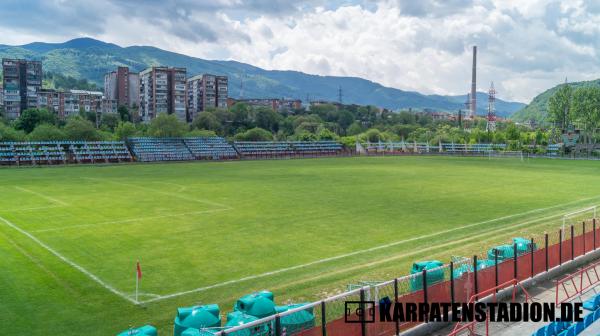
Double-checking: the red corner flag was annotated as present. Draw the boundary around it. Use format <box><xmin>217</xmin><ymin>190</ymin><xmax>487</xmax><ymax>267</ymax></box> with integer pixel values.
<box><xmin>136</xmin><ymin>261</ymin><xmax>142</xmax><ymax>279</ymax></box>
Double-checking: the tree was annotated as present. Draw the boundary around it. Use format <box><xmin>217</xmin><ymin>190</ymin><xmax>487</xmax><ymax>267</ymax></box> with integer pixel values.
<box><xmin>337</xmin><ymin>110</ymin><xmax>354</xmax><ymax>134</ymax></box>
<box><xmin>27</xmin><ymin>124</ymin><xmax>67</xmax><ymax>141</ymax></box>
<box><xmin>117</xmin><ymin>106</ymin><xmax>130</xmax><ymax>122</ymax></box>
<box><xmin>347</xmin><ymin>122</ymin><xmax>363</xmax><ymax>136</ymax></box>
<box><xmin>0</xmin><ymin>123</ymin><xmax>26</xmax><ymax>141</ymax></box>
<box><xmin>15</xmin><ymin>108</ymin><xmax>57</xmax><ymax>133</ymax></box>
<box><xmin>100</xmin><ymin>113</ymin><xmax>120</xmax><ymax>131</ymax></box>
<box><xmin>148</xmin><ymin>113</ymin><xmax>188</xmax><ymax>138</ymax></box>
<box><xmin>548</xmin><ymin>84</ymin><xmax>573</xmax><ymax>129</ymax></box>
<box><xmin>115</xmin><ymin>121</ymin><xmax>137</xmax><ymax>141</ymax></box>
<box><xmin>363</xmin><ymin>128</ymin><xmax>383</xmax><ymax>142</ymax></box>
<box><xmin>64</xmin><ymin>117</ymin><xmax>101</xmax><ymax>140</ymax></box>
<box><xmin>571</xmin><ymin>86</ymin><xmax>600</xmax><ymax>154</ymax></box>
<box><xmin>192</xmin><ymin>112</ymin><xmax>221</xmax><ymax>133</ymax></box>
<box><xmin>255</xmin><ymin>107</ymin><xmax>279</xmax><ymax>132</ymax></box>
<box><xmin>234</xmin><ymin>127</ymin><xmax>273</xmax><ymax>141</ymax></box>
<box><xmin>317</xmin><ymin>127</ymin><xmax>338</xmax><ymax>140</ymax></box>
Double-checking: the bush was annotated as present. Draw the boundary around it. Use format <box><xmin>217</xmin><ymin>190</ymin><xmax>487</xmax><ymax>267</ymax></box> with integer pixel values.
<box><xmin>234</xmin><ymin>127</ymin><xmax>273</xmax><ymax>141</ymax></box>
<box><xmin>148</xmin><ymin>113</ymin><xmax>188</xmax><ymax>138</ymax></box>
<box><xmin>15</xmin><ymin>108</ymin><xmax>57</xmax><ymax>133</ymax></box>
<box><xmin>64</xmin><ymin>117</ymin><xmax>101</xmax><ymax>141</ymax></box>
<box><xmin>115</xmin><ymin>122</ymin><xmax>138</xmax><ymax>141</ymax></box>
<box><xmin>27</xmin><ymin>124</ymin><xmax>67</xmax><ymax>141</ymax></box>
<box><xmin>0</xmin><ymin>123</ymin><xmax>26</xmax><ymax>141</ymax></box>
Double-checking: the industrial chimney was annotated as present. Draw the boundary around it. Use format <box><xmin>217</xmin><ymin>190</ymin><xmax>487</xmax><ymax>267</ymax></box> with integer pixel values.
<box><xmin>470</xmin><ymin>46</ymin><xmax>477</xmax><ymax>119</ymax></box>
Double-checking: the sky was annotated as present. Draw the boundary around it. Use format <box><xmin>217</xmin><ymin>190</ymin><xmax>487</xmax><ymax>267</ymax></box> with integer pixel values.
<box><xmin>1</xmin><ymin>0</ymin><xmax>600</xmax><ymax>103</ymax></box>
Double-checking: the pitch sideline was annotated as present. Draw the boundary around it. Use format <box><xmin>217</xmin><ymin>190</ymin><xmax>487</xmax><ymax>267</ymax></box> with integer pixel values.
<box><xmin>0</xmin><ymin>215</ymin><xmax>138</xmax><ymax>304</ymax></box>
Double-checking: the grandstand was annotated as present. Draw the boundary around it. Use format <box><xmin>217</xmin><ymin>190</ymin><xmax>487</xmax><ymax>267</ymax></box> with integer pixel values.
<box><xmin>183</xmin><ymin>137</ymin><xmax>238</xmax><ymax>160</ymax></box>
<box><xmin>69</xmin><ymin>141</ymin><xmax>132</xmax><ymax>163</ymax></box>
<box><xmin>128</xmin><ymin>138</ymin><xmax>194</xmax><ymax>162</ymax></box>
<box><xmin>0</xmin><ymin>141</ymin><xmax>133</xmax><ymax>165</ymax></box>
<box><xmin>234</xmin><ymin>140</ymin><xmax>344</xmax><ymax>158</ymax></box>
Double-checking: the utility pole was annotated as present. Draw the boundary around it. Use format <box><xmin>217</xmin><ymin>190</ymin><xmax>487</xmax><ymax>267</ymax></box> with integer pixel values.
<box><xmin>338</xmin><ymin>85</ymin><xmax>343</xmax><ymax>104</ymax></box>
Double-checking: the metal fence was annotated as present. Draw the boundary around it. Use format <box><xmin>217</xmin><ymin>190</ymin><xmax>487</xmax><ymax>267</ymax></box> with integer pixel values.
<box><xmin>212</xmin><ymin>219</ymin><xmax>600</xmax><ymax>336</ymax></box>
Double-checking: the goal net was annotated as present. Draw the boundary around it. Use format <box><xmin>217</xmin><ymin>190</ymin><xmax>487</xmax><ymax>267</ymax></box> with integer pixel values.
<box><xmin>562</xmin><ymin>206</ymin><xmax>598</xmax><ymax>238</ymax></box>
<box><xmin>488</xmin><ymin>150</ymin><xmax>524</xmax><ymax>161</ymax></box>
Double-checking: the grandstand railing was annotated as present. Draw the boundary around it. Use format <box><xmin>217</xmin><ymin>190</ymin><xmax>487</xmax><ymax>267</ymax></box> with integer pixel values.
<box><xmin>234</xmin><ymin>141</ymin><xmax>347</xmax><ymax>159</ymax></box>
<box><xmin>209</xmin><ymin>218</ymin><xmax>600</xmax><ymax>336</ymax></box>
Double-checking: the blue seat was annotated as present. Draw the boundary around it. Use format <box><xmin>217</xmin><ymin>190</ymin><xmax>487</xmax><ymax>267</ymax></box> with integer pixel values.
<box><xmin>582</xmin><ymin>294</ymin><xmax>600</xmax><ymax>311</ymax></box>
<box><xmin>575</xmin><ymin>321</ymin><xmax>585</xmax><ymax>334</ymax></box>
<box><xmin>584</xmin><ymin>313</ymin><xmax>594</xmax><ymax>327</ymax></box>
<box><xmin>594</xmin><ymin>309</ymin><xmax>600</xmax><ymax>321</ymax></box>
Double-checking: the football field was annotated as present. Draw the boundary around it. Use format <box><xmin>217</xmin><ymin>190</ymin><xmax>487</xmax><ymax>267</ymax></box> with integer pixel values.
<box><xmin>2</xmin><ymin>156</ymin><xmax>600</xmax><ymax>335</ymax></box>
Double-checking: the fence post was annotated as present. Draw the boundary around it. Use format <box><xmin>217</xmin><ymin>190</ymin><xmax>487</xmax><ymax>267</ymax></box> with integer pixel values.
<box><xmin>583</xmin><ymin>221</ymin><xmax>586</xmax><ymax>254</ymax></box>
<box><xmin>545</xmin><ymin>233</ymin><xmax>549</xmax><ymax>272</ymax></box>
<box><xmin>321</xmin><ymin>301</ymin><xmax>327</xmax><ymax>336</ymax></box>
<box><xmin>513</xmin><ymin>243</ymin><xmax>518</xmax><ymax>280</ymax></box>
<box><xmin>531</xmin><ymin>238</ymin><xmax>535</xmax><ymax>278</ymax></box>
<box><xmin>571</xmin><ymin>225</ymin><xmax>575</xmax><ymax>260</ymax></box>
<box><xmin>559</xmin><ymin>229</ymin><xmax>563</xmax><ymax>265</ymax></box>
<box><xmin>450</xmin><ymin>262</ymin><xmax>455</xmax><ymax>307</ymax></box>
<box><xmin>473</xmin><ymin>256</ymin><xmax>478</xmax><ymax>300</ymax></box>
<box><xmin>275</xmin><ymin>314</ymin><xmax>282</xmax><ymax>336</ymax></box>
<box><xmin>394</xmin><ymin>278</ymin><xmax>399</xmax><ymax>336</ymax></box>
<box><xmin>360</xmin><ymin>288</ymin><xmax>367</xmax><ymax>336</ymax></box>
<box><xmin>494</xmin><ymin>249</ymin><xmax>499</xmax><ymax>292</ymax></box>
<box><xmin>594</xmin><ymin>218</ymin><xmax>597</xmax><ymax>250</ymax></box>
<box><xmin>422</xmin><ymin>269</ymin><xmax>428</xmax><ymax>305</ymax></box>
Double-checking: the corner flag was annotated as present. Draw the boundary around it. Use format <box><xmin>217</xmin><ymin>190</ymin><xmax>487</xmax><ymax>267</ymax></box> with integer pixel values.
<box><xmin>135</xmin><ymin>260</ymin><xmax>142</xmax><ymax>303</ymax></box>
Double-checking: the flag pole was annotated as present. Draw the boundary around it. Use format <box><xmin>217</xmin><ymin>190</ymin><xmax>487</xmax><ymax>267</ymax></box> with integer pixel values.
<box><xmin>135</xmin><ymin>270</ymin><xmax>139</xmax><ymax>303</ymax></box>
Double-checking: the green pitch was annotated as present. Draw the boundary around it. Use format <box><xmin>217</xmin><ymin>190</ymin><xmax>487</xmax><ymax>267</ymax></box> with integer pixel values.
<box><xmin>2</xmin><ymin>156</ymin><xmax>600</xmax><ymax>335</ymax></box>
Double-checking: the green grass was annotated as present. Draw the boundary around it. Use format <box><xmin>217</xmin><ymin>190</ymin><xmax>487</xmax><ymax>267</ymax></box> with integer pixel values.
<box><xmin>2</xmin><ymin>156</ymin><xmax>600</xmax><ymax>335</ymax></box>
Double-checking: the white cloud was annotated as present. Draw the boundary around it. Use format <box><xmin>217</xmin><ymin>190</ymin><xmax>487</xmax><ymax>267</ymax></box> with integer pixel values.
<box><xmin>3</xmin><ymin>0</ymin><xmax>600</xmax><ymax>103</ymax></box>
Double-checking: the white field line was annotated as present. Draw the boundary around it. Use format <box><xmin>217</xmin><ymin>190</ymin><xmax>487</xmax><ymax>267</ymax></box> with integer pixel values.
<box><xmin>14</xmin><ymin>186</ymin><xmax>69</xmax><ymax>206</ymax></box>
<box><xmin>141</xmin><ymin>199</ymin><xmax>600</xmax><ymax>304</ymax></box>
<box><xmin>82</xmin><ymin>177</ymin><xmax>231</xmax><ymax>209</ymax></box>
<box><xmin>0</xmin><ymin>215</ymin><xmax>137</xmax><ymax>304</ymax></box>
<box><xmin>31</xmin><ymin>208</ymin><xmax>231</xmax><ymax>233</ymax></box>
<box><xmin>0</xmin><ymin>205</ymin><xmax>62</xmax><ymax>212</ymax></box>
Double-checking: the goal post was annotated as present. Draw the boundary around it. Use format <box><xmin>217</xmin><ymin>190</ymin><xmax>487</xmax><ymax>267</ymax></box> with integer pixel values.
<box><xmin>562</xmin><ymin>206</ymin><xmax>598</xmax><ymax>238</ymax></box>
<box><xmin>488</xmin><ymin>150</ymin><xmax>524</xmax><ymax>161</ymax></box>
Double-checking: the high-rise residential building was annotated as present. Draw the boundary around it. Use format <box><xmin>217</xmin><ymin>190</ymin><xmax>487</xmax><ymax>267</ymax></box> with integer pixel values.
<box><xmin>2</xmin><ymin>58</ymin><xmax>42</xmax><ymax>119</ymax></box>
<box><xmin>139</xmin><ymin>67</ymin><xmax>187</xmax><ymax>123</ymax></box>
<box><xmin>37</xmin><ymin>89</ymin><xmax>103</xmax><ymax>118</ymax></box>
<box><xmin>186</xmin><ymin>74</ymin><xmax>228</xmax><ymax>121</ymax></box>
<box><xmin>104</xmin><ymin>66</ymin><xmax>140</xmax><ymax>109</ymax></box>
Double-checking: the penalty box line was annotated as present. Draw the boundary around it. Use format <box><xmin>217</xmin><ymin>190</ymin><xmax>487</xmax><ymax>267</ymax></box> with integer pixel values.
<box><xmin>142</xmin><ymin>197</ymin><xmax>600</xmax><ymax>304</ymax></box>
<box><xmin>14</xmin><ymin>186</ymin><xmax>69</xmax><ymax>206</ymax></box>
<box><xmin>82</xmin><ymin>177</ymin><xmax>232</xmax><ymax>210</ymax></box>
<box><xmin>31</xmin><ymin>208</ymin><xmax>231</xmax><ymax>233</ymax></box>
<box><xmin>0</xmin><ymin>214</ymin><xmax>138</xmax><ymax>304</ymax></box>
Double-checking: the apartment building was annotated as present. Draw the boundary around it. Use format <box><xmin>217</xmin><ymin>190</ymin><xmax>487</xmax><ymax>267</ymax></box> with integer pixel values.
<box><xmin>37</xmin><ymin>89</ymin><xmax>103</xmax><ymax>118</ymax></box>
<box><xmin>139</xmin><ymin>67</ymin><xmax>187</xmax><ymax>122</ymax></box>
<box><xmin>227</xmin><ymin>98</ymin><xmax>302</xmax><ymax>113</ymax></box>
<box><xmin>104</xmin><ymin>66</ymin><xmax>140</xmax><ymax>108</ymax></box>
<box><xmin>186</xmin><ymin>74</ymin><xmax>228</xmax><ymax>121</ymax></box>
<box><xmin>2</xmin><ymin>58</ymin><xmax>42</xmax><ymax>119</ymax></box>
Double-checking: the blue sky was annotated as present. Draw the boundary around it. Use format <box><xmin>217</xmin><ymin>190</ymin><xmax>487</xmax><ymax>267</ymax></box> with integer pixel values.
<box><xmin>1</xmin><ymin>0</ymin><xmax>600</xmax><ymax>103</ymax></box>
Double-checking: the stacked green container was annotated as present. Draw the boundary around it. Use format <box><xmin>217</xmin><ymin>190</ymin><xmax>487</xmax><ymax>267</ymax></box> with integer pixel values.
<box><xmin>277</xmin><ymin>303</ymin><xmax>315</xmax><ymax>333</ymax></box>
<box><xmin>410</xmin><ymin>261</ymin><xmax>444</xmax><ymax>290</ymax></box>
<box><xmin>173</xmin><ymin>304</ymin><xmax>221</xmax><ymax>336</ymax></box>
<box><xmin>234</xmin><ymin>291</ymin><xmax>277</xmax><ymax>318</ymax></box>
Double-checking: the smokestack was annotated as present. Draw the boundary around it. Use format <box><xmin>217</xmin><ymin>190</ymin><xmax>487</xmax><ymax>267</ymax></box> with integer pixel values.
<box><xmin>470</xmin><ymin>46</ymin><xmax>477</xmax><ymax>118</ymax></box>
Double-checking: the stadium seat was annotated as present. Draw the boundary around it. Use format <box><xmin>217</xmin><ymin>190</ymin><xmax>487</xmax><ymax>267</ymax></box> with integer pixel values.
<box><xmin>594</xmin><ymin>308</ymin><xmax>600</xmax><ymax>321</ymax></box>
<box><xmin>582</xmin><ymin>294</ymin><xmax>600</xmax><ymax>311</ymax></box>
<box><xmin>584</xmin><ymin>313</ymin><xmax>594</xmax><ymax>327</ymax></box>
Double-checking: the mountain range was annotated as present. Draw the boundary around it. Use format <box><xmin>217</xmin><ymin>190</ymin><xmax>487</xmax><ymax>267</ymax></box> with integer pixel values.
<box><xmin>0</xmin><ymin>37</ymin><xmax>525</xmax><ymax>117</ymax></box>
